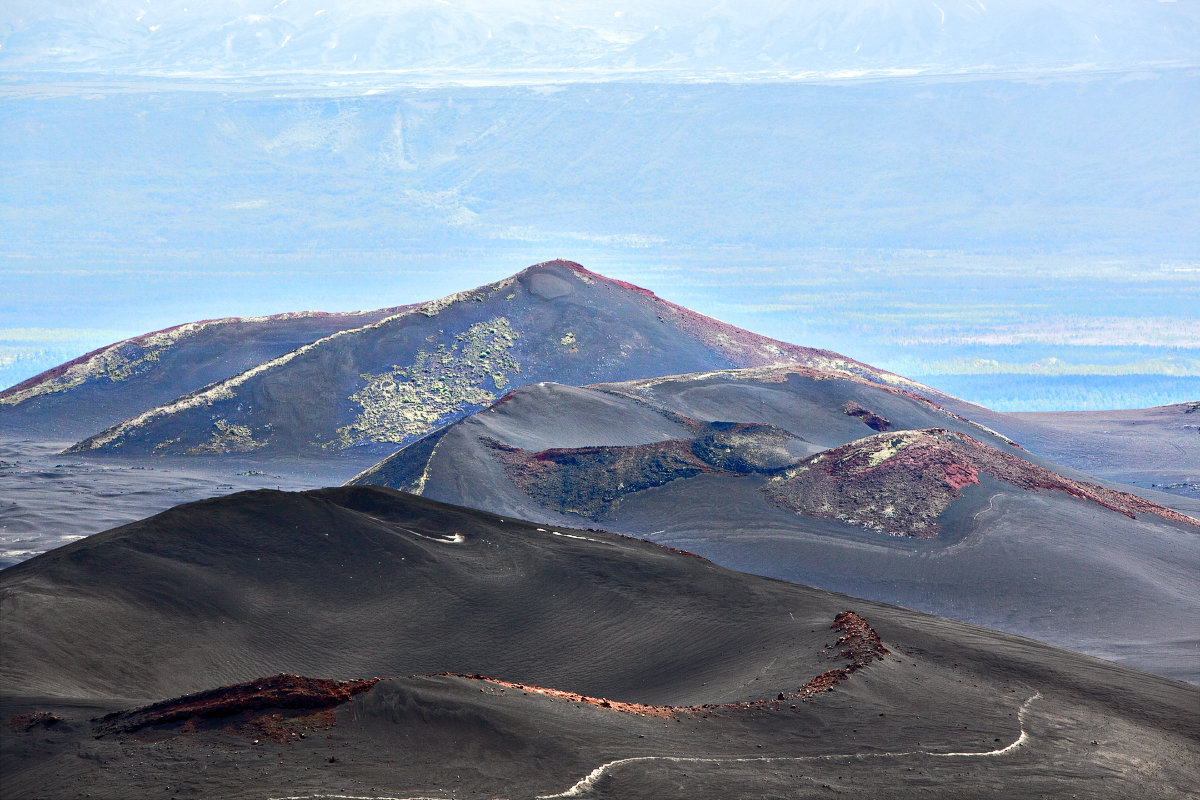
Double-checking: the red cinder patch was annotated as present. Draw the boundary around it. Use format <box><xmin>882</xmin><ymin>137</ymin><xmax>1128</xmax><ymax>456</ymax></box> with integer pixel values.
<box><xmin>8</xmin><ymin>711</ymin><xmax>62</xmax><ymax>731</ymax></box>
<box><xmin>941</xmin><ymin>461</ymin><xmax>980</xmax><ymax>491</ymax></box>
<box><xmin>843</xmin><ymin>401</ymin><xmax>892</xmax><ymax>432</ymax></box>
<box><xmin>443</xmin><ymin>611</ymin><xmax>888</xmax><ymax>717</ymax></box>
<box><xmin>96</xmin><ymin>674</ymin><xmax>378</xmax><ymax>737</ymax></box>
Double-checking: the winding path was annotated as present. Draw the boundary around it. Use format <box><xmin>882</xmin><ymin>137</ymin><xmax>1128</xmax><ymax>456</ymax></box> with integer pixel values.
<box><xmin>540</xmin><ymin>692</ymin><xmax>1041</xmax><ymax>798</ymax></box>
<box><xmin>268</xmin><ymin>692</ymin><xmax>1042</xmax><ymax>800</ymax></box>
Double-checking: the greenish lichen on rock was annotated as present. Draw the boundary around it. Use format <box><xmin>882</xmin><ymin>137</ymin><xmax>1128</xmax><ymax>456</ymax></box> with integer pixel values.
<box><xmin>419</xmin><ymin>276</ymin><xmax>513</xmax><ymax>318</ymax></box>
<box><xmin>334</xmin><ymin>317</ymin><xmax>521</xmax><ymax>447</ymax></box>
<box><xmin>187</xmin><ymin>419</ymin><xmax>266</xmax><ymax>454</ymax></box>
<box><xmin>419</xmin><ymin>288</ymin><xmax>481</xmax><ymax>317</ymax></box>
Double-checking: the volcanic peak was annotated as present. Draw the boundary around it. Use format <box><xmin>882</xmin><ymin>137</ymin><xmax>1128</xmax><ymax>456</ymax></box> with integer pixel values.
<box><xmin>518</xmin><ymin>259</ymin><xmax>657</xmax><ymax>300</ymax></box>
<box><xmin>50</xmin><ymin>260</ymin><xmax>930</xmax><ymax>458</ymax></box>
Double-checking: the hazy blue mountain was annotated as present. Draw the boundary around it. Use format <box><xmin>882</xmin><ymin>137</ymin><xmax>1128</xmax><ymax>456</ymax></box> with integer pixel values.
<box><xmin>4</xmin><ymin>0</ymin><xmax>1197</xmax><ymax>78</ymax></box>
<box><xmin>5</xmin><ymin>70</ymin><xmax>1197</xmax><ymax>410</ymax></box>
<box><xmin>3</xmin><ymin>2</ymin><xmax>1198</xmax><ymax>410</ymax></box>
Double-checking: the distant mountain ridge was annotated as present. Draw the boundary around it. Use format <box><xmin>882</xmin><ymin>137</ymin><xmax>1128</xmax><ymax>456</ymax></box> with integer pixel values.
<box><xmin>3</xmin><ymin>260</ymin><xmax>919</xmax><ymax>458</ymax></box>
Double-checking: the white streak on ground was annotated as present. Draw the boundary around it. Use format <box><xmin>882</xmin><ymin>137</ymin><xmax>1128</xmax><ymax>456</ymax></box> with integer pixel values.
<box><xmin>397</xmin><ymin>526</ymin><xmax>464</xmax><ymax>544</ymax></box>
<box><xmin>550</xmin><ymin>530</ymin><xmax>594</xmax><ymax>541</ymax></box>
<box><xmin>932</xmin><ymin>691</ymin><xmax>1041</xmax><ymax>757</ymax></box>
<box><xmin>344</xmin><ymin>508</ymin><xmax>465</xmax><ymax>544</ymax></box>
<box><xmin>267</xmin><ymin>693</ymin><xmax>1043</xmax><ymax>800</ymax></box>
<box><xmin>535</xmin><ymin>526</ymin><xmax>597</xmax><ymax>542</ymax></box>
<box><xmin>539</xmin><ymin>692</ymin><xmax>1043</xmax><ymax>798</ymax></box>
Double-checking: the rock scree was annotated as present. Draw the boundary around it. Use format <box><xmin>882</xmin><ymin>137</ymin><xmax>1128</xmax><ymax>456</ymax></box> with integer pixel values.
<box><xmin>762</xmin><ymin>428</ymin><xmax>1200</xmax><ymax>537</ymax></box>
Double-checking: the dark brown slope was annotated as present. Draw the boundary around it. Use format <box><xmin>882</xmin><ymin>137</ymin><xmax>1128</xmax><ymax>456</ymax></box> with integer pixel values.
<box><xmin>0</xmin><ymin>307</ymin><xmax>408</xmax><ymax>441</ymax></box>
<box><xmin>349</xmin><ymin>371</ymin><xmax>1200</xmax><ymax>683</ymax></box>
<box><xmin>1</xmin><ymin>487</ymin><xmax>1196</xmax><ymax>799</ymax></box>
<box><xmin>61</xmin><ymin>260</ymin><xmax>914</xmax><ymax>459</ymax></box>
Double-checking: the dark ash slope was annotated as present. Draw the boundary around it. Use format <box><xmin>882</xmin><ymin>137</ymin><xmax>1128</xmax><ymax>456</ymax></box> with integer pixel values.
<box><xmin>2</xmin><ymin>486</ymin><xmax>1197</xmax><ymax>799</ymax></box>
<box><xmin>351</xmin><ymin>371</ymin><xmax>1200</xmax><ymax>683</ymax></box>
<box><xmin>353</xmin><ymin>363</ymin><xmax>1021</xmax><ymax>493</ymax></box>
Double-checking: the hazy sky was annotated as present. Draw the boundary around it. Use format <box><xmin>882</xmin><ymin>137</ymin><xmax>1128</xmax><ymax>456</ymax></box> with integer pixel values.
<box><xmin>2</xmin><ymin>1</ymin><xmax>1198</xmax><ymax>410</ymax></box>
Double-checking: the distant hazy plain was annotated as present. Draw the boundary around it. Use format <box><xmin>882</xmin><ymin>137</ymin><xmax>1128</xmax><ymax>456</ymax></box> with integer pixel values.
<box><xmin>3</xmin><ymin>70</ymin><xmax>1197</xmax><ymax>410</ymax></box>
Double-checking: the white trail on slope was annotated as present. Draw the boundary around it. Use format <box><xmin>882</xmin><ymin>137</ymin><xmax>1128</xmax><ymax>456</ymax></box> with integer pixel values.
<box><xmin>268</xmin><ymin>692</ymin><xmax>1044</xmax><ymax>800</ymax></box>
<box><xmin>539</xmin><ymin>692</ymin><xmax>1043</xmax><ymax>798</ymax></box>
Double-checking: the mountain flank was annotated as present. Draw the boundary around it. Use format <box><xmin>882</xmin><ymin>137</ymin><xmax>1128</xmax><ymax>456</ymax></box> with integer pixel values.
<box><xmin>0</xmin><ymin>306</ymin><xmax>409</xmax><ymax>440</ymax></box>
<box><xmin>14</xmin><ymin>260</ymin><xmax>916</xmax><ymax>459</ymax></box>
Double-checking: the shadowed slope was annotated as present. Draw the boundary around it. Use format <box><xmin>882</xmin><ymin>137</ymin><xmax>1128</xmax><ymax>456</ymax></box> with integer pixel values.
<box><xmin>0</xmin><ymin>485</ymin><xmax>883</xmax><ymax>702</ymax></box>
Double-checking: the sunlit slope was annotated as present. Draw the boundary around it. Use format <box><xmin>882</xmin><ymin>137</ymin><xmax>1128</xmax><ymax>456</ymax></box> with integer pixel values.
<box><xmin>932</xmin><ymin>397</ymin><xmax>1200</xmax><ymax>502</ymax></box>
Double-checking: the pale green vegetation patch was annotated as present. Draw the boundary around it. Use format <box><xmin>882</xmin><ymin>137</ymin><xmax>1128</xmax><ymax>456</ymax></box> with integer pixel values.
<box><xmin>862</xmin><ymin>432</ymin><xmax>922</xmax><ymax>467</ymax></box>
<box><xmin>419</xmin><ymin>290</ymin><xmax>476</xmax><ymax>317</ymax></box>
<box><xmin>560</xmin><ymin>331</ymin><xmax>576</xmax><ymax>349</ymax></box>
<box><xmin>187</xmin><ymin>419</ymin><xmax>266</xmax><ymax>454</ymax></box>
<box><xmin>334</xmin><ymin>317</ymin><xmax>520</xmax><ymax>446</ymax></box>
